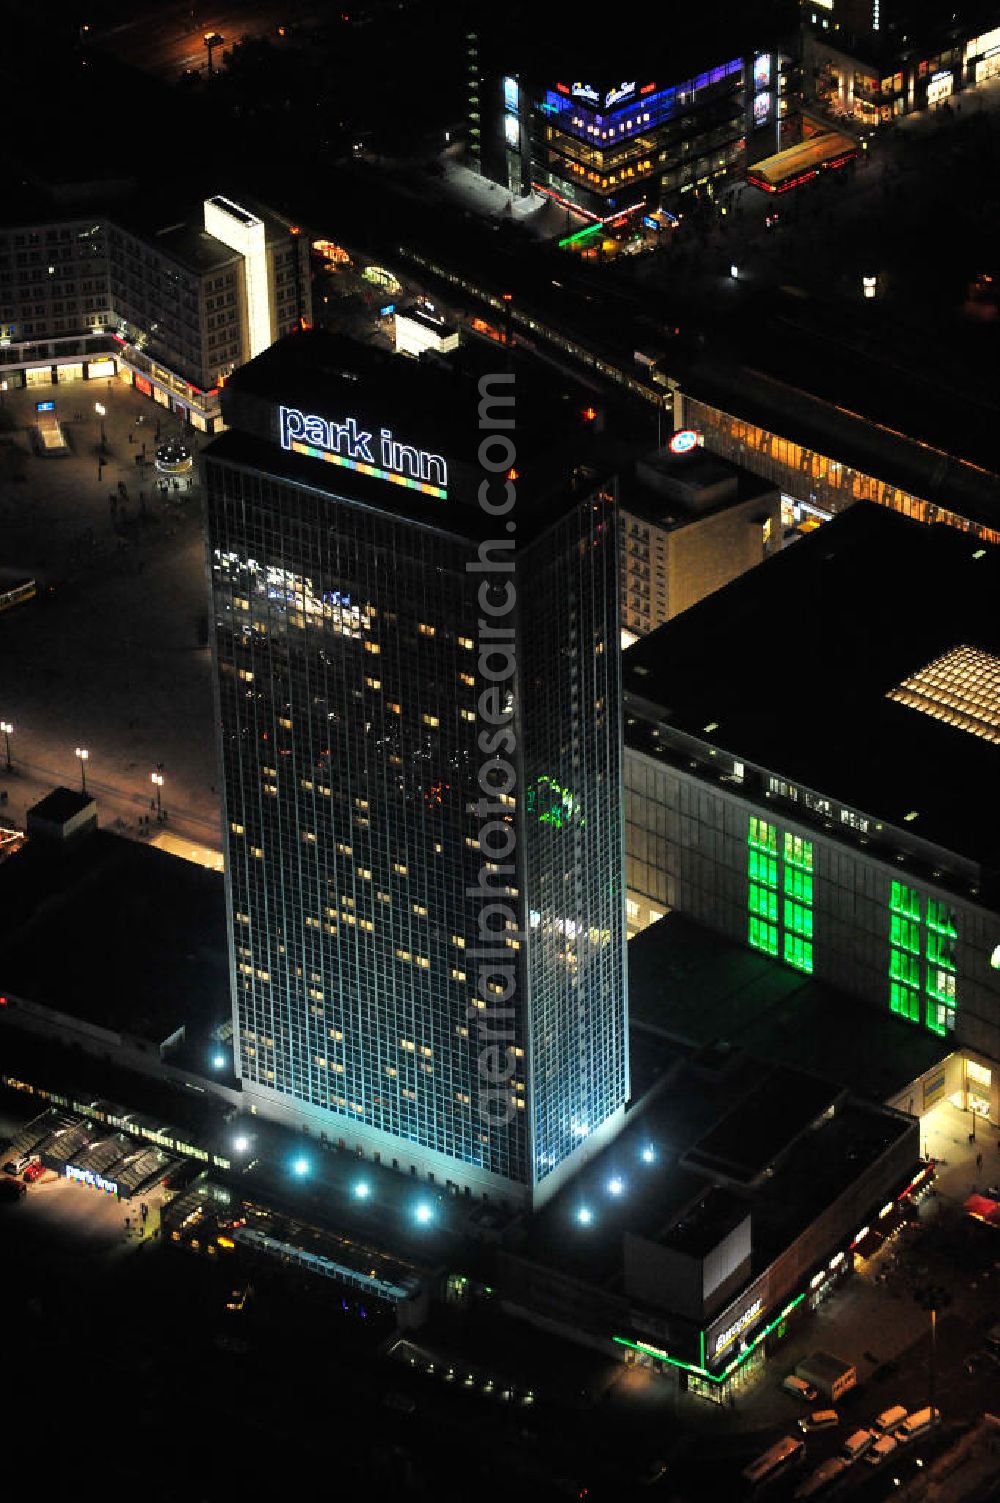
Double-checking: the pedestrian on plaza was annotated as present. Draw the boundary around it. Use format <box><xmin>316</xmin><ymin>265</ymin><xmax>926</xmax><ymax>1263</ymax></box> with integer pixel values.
<box><xmin>977</xmin><ymin>1151</ymin><xmax>983</xmax><ymax>1172</ymax></box>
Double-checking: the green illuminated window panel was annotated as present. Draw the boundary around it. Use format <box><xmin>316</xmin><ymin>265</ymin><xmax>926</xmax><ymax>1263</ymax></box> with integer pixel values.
<box><xmin>926</xmin><ymin>931</ymin><xmax>956</xmax><ymax>969</ymax></box>
<box><xmin>784</xmin><ymin>900</ymin><xmax>813</xmax><ymax>939</ymax></box>
<box><xmin>890</xmin><ymin>881</ymin><xmax>921</xmax><ymax>919</ymax></box>
<box><xmin>926</xmin><ymin>1001</ymin><xmax>956</xmax><ymax>1037</ymax></box>
<box><xmin>749</xmin><ymin>917</ymin><xmax>778</xmax><ymax>956</ymax></box>
<box><xmin>784</xmin><ymin>867</ymin><xmax>813</xmax><ymax>903</ymax></box>
<box><xmin>890</xmin><ymin>949</ymin><xmax>920</xmax><ymax>986</ymax></box>
<box><xmin>926</xmin><ymin>968</ymin><xmax>956</xmax><ymax>1004</ymax></box>
<box><xmin>783</xmin><ymin>933</ymin><xmax>813</xmax><ymax>973</ymax></box>
<box><xmin>749</xmin><ymin>851</ymin><xmax>778</xmax><ymax>886</ymax></box>
<box><xmin>890</xmin><ymin>981</ymin><xmax>920</xmax><ymax>1022</ymax></box>
<box><xmin>748</xmin><ymin>817</ymin><xmax>777</xmax><ymax>853</ymax></box>
<box><xmin>926</xmin><ymin>899</ymin><xmax>957</xmax><ymax>937</ymax></box>
<box><xmin>783</xmin><ymin>833</ymin><xmax>813</xmax><ymax>871</ymax></box>
<box><xmin>750</xmin><ymin>884</ymin><xmax>777</xmax><ymax>921</ymax></box>
<box><xmin>890</xmin><ymin>915</ymin><xmax>920</xmax><ymax>954</ymax></box>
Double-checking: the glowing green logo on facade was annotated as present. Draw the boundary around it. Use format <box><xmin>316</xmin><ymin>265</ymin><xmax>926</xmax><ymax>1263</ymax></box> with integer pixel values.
<box><xmin>526</xmin><ymin>775</ymin><xmax>586</xmax><ymax>830</ymax></box>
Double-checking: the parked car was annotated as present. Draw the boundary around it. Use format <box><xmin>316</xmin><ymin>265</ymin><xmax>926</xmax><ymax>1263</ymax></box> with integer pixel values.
<box><xmin>3</xmin><ymin>1152</ymin><xmax>34</xmax><ymax>1175</ymax></box>
<box><xmin>798</xmin><ymin>1409</ymin><xmax>839</xmax><ymax>1434</ymax></box>
<box><xmin>897</xmin><ymin>1407</ymin><xmax>940</xmax><ymax>1443</ymax></box>
<box><xmin>782</xmin><ymin>1375</ymin><xmax>817</xmax><ymax>1402</ymax></box>
<box><xmin>841</xmin><ymin>1429</ymin><xmax>876</xmax><ymax>1463</ymax></box>
<box><xmin>874</xmin><ymin>1405</ymin><xmax>908</xmax><ymax>1434</ymax></box>
<box><xmin>22</xmin><ymin>1160</ymin><xmax>45</xmax><ymax>1183</ymax></box>
<box><xmin>865</xmin><ymin>1434</ymin><xmax>898</xmax><ymax>1466</ymax></box>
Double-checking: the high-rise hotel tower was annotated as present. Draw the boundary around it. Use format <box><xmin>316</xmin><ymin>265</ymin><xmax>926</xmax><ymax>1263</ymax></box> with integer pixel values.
<box><xmin>203</xmin><ymin>331</ymin><xmax>627</xmax><ymax>1206</ymax></box>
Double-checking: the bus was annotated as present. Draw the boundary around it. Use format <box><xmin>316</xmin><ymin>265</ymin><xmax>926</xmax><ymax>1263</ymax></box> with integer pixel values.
<box><xmin>0</xmin><ymin>574</ymin><xmax>36</xmax><ymax>613</ymax></box>
<box><xmin>746</xmin><ymin>131</ymin><xmax>859</xmax><ymax>195</ymax></box>
<box><xmin>743</xmin><ymin>1436</ymin><xmax>805</xmax><ymax>1488</ymax></box>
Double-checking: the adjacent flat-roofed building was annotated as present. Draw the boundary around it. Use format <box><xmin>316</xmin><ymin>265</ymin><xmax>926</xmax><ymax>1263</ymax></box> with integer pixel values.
<box><xmin>0</xmin><ymin>192</ymin><xmax>310</xmax><ymax>431</ymax></box>
<box><xmin>498</xmin><ymin>1035</ymin><xmax>921</xmax><ymax>1400</ymax></box>
<box><xmin>622</xmin><ymin>504</ymin><xmax>1000</xmax><ymax>1105</ymax></box>
<box><xmin>203</xmin><ymin>329</ymin><xmax>628</xmax><ymax>1207</ymax></box>
<box><xmin>618</xmin><ymin>437</ymin><xmax>780</xmax><ymax>643</ymax></box>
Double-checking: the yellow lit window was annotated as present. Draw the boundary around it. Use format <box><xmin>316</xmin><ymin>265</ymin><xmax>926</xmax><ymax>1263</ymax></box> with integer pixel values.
<box><xmin>460</xmin><ymin>709</ymin><xmax>476</xmax><ymax>722</ymax></box>
<box><xmin>412</xmin><ymin>902</ymin><xmax>428</xmax><ymax>916</ymax></box>
<box><xmin>354</xmin><ymin>797</ymin><xmax>369</xmax><ymax>810</ymax></box>
<box><xmin>452</xmin><ymin>935</ymin><xmax>466</xmax><ymax>948</ymax></box>
<box><xmin>364</xmin><ymin>641</ymin><xmax>380</xmax><ymax>654</ymax></box>
<box><xmin>337</xmin><ymin>842</ymin><xmax>352</xmax><ymax>856</ymax></box>
<box><xmin>399</xmin><ymin>1039</ymin><xmax>415</xmax><ymax>1052</ymax></box>
<box><xmin>422</xmin><ymin>714</ymin><xmax>440</xmax><ymax>728</ymax></box>
<box><xmin>418</xmin><ymin>623</ymin><xmax>436</xmax><ymax>637</ymax></box>
<box><xmin>387</xmin><ymin>702</ymin><xmax>401</xmax><ymax>714</ymax></box>
<box><xmin>358</xmin><ymin>918</ymin><xmax>373</xmax><ymax>932</ymax></box>
<box><xmin>415</xmin><ymin>956</ymin><xmax>430</xmax><ymax>969</ymax></box>
<box><xmin>278</xmin><ymin>717</ymin><xmax>293</xmax><ymax>730</ymax></box>
<box><xmin>396</xmin><ymin>948</ymin><xmax>412</xmax><ymax>962</ymax></box>
<box><xmin>250</xmin><ymin>846</ymin><xmax>263</xmax><ymax>859</ymax></box>
<box><xmin>302</xmin><ymin>831</ymin><xmax>316</xmax><ymax>843</ymax></box>
<box><xmin>366</xmin><ymin>677</ymin><xmax>381</xmax><ymax>690</ymax></box>
<box><xmin>239</xmin><ymin>669</ymin><xmax>254</xmax><ymax>682</ymax></box>
<box><xmin>385</xmin><ymin>1066</ymin><xmax>398</xmax><ymax>1078</ymax></box>
<box><xmin>394</xmin><ymin>862</ymin><xmax>408</xmax><ymax>876</ymax></box>
<box><xmin>459</xmin><ymin>672</ymin><xmax>475</xmax><ymax>687</ymax></box>
<box><xmin>300</xmin><ymin>779</ymin><xmax>314</xmax><ymax>791</ymax></box>
<box><xmin>451</xmin><ymin>969</ymin><xmax>467</xmax><ymax>982</ymax></box>
<box><xmin>458</xmin><ymin>636</ymin><xmax>474</xmax><ymax>649</ymax></box>
<box><xmin>230</xmin><ymin>822</ymin><xmax>245</xmax><ymax>835</ymax></box>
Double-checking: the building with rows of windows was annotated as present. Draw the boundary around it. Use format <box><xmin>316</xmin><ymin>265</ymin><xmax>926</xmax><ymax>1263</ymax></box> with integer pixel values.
<box><xmin>203</xmin><ymin>330</ymin><xmax>628</xmax><ymax>1207</ymax></box>
<box><xmin>0</xmin><ymin>193</ymin><xmax>309</xmax><ymax>431</ymax></box>
<box><xmin>623</xmin><ymin>502</ymin><xmax>1000</xmax><ymax>1123</ymax></box>
<box><xmin>469</xmin><ymin>3</ymin><xmax>795</xmax><ymax>217</ymax></box>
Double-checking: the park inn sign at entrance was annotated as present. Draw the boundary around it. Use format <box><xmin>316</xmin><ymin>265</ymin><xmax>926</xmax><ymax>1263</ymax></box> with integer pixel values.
<box><xmin>278</xmin><ymin>404</ymin><xmax>449</xmax><ymax>500</ymax></box>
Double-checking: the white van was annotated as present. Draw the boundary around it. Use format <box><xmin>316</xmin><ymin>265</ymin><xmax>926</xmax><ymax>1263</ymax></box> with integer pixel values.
<box><xmin>874</xmin><ymin>1404</ymin><xmax>908</xmax><ymax>1433</ymax></box>
<box><xmin>898</xmin><ymin>1407</ymin><xmax>939</xmax><ymax>1442</ymax></box>
<box><xmin>865</xmin><ymin>1434</ymin><xmax>898</xmax><ymax>1467</ymax></box>
<box><xmin>841</xmin><ymin>1429</ymin><xmax>875</xmax><ymax>1463</ymax></box>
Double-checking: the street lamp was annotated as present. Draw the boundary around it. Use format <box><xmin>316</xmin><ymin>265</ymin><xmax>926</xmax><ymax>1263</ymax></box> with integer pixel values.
<box><xmin>914</xmin><ymin>1284</ymin><xmax>950</xmax><ymax>1432</ymax></box>
<box><xmin>0</xmin><ymin>721</ymin><xmax>11</xmax><ymax>773</ymax></box>
<box><xmin>75</xmin><ymin>746</ymin><xmax>89</xmax><ymax>794</ymax></box>
<box><xmin>203</xmin><ymin>31</ymin><xmax>224</xmax><ymax>75</ymax></box>
<box><xmin>151</xmin><ymin>765</ymin><xmax>164</xmax><ymax>819</ymax></box>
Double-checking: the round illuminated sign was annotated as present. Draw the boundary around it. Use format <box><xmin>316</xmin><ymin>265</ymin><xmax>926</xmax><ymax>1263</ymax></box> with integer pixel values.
<box><xmin>668</xmin><ymin>429</ymin><xmax>700</xmax><ymax>455</ymax></box>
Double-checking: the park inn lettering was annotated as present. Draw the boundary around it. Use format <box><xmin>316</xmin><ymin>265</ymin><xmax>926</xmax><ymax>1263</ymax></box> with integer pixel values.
<box><xmin>278</xmin><ymin>404</ymin><xmax>449</xmax><ymax>499</ymax></box>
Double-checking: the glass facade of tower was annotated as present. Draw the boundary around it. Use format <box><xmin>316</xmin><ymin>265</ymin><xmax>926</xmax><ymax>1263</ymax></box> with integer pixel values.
<box><xmin>204</xmin><ymin>446</ymin><xmax>627</xmax><ymax>1199</ymax></box>
<box><xmin>520</xmin><ymin>496</ymin><xmax>627</xmax><ymax>1183</ymax></box>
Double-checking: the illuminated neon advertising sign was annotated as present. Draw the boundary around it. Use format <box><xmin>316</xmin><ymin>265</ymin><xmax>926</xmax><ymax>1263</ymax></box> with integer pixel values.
<box><xmin>503</xmin><ymin>75</ymin><xmax>519</xmax><ymax>112</ymax></box>
<box><xmin>571</xmin><ymin>81</ymin><xmax>600</xmax><ymax>105</ymax></box>
<box><xmin>66</xmin><ymin>1164</ymin><xmax>118</xmax><ymax>1196</ymax></box>
<box><xmin>668</xmin><ymin>428</ymin><xmax>700</xmax><ymax>454</ymax></box>
<box><xmin>753</xmin><ymin>91</ymin><xmax>772</xmax><ymax>127</ymax></box>
<box><xmin>605</xmin><ymin>80</ymin><xmax>636</xmax><ymax>108</ymax></box>
<box><xmin>713</xmin><ymin>1297</ymin><xmax>763</xmax><ymax>1356</ymax></box>
<box><xmin>753</xmin><ymin>53</ymin><xmax>771</xmax><ymax>90</ymax></box>
<box><xmin>279</xmin><ymin>406</ymin><xmax>449</xmax><ymax>500</ymax></box>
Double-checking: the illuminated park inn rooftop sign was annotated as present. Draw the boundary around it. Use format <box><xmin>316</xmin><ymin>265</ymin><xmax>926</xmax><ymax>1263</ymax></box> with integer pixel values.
<box><xmin>279</xmin><ymin>405</ymin><xmax>449</xmax><ymax>500</ymax></box>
